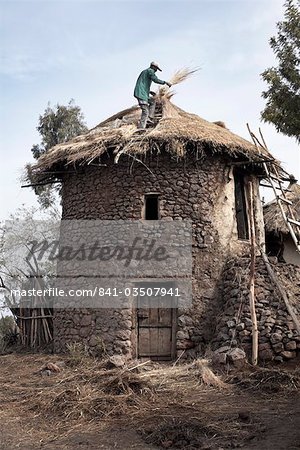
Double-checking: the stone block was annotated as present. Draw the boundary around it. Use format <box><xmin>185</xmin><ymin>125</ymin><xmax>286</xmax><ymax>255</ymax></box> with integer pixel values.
<box><xmin>272</xmin><ymin>342</ymin><xmax>284</xmax><ymax>353</ymax></box>
<box><xmin>258</xmin><ymin>343</ymin><xmax>273</xmax><ymax>361</ymax></box>
<box><xmin>79</xmin><ymin>327</ymin><xmax>91</xmax><ymax>338</ymax></box>
<box><xmin>214</xmin><ymin>345</ymin><xmax>231</xmax><ymax>354</ymax></box>
<box><xmin>280</xmin><ymin>351</ymin><xmax>296</xmax><ymax>360</ymax></box>
<box><xmin>106</xmin><ymin>355</ymin><xmax>126</xmax><ymax>368</ymax></box>
<box><xmin>212</xmin><ymin>352</ymin><xmax>227</xmax><ymax>365</ymax></box>
<box><xmin>270</xmin><ymin>332</ymin><xmax>282</xmax><ymax>343</ymax></box>
<box><xmin>236</xmin><ymin>323</ymin><xmax>245</xmax><ymax>332</ymax></box>
<box><xmin>177</xmin><ymin>339</ymin><xmax>194</xmax><ymax>350</ymax></box>
<box><xmin>227</xmin><ymin>348</ymin><xmax>247</xmax><ymax>367</ymax></box>
<box><xmin>285</xmin><ymin>341</ymin><xmax>297</xmax><ymax>351</ymax></box>
<box><xmin>177</xmin><ymin>330</ymin><xmax>190</xmax><ymax>340</ymax></box>
<box><xmin>227</xmin><ymin>320</ymin><xmax>236</xmax><ymax>328</ymax></box>
<box><xmin>81</xmin><ymin>315</ymin><xmax>92</xmax><ymax>327</ymax></box>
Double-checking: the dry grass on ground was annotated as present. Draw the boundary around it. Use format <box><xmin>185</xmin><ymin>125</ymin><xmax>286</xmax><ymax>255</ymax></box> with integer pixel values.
<box><xmin>0</xmin><ymin>353</ymin><xmax>300</xmax><ymax>449</ymax></box>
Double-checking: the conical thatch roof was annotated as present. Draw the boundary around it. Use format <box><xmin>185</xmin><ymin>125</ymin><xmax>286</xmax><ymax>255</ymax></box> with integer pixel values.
<box><xmin>264</xmin><ymin>183</ymin><xmax>300</xmax><ymax>235</ymax></box>
<box><xmin>32</xmin><ymin>99</ymin><xmax>272</xmax><ymax>176</ymax></box>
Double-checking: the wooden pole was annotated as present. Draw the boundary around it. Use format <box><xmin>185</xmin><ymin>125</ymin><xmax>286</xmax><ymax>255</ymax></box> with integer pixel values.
<box><xmin>248</xmin><ymin>180</ymin><xmax>258</xmax><ymax>365</ymax></box>
<box><xmin>260</xmin><ymin>249</ymin><xmax>300</xmax><ymax>335</ymax></box>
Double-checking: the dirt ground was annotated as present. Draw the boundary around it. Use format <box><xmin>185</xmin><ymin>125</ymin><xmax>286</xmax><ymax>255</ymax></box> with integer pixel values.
<box><xmin>0</xmin><ymin>353</ymin><xmax>300</xmax><ymax>450</ymax></box>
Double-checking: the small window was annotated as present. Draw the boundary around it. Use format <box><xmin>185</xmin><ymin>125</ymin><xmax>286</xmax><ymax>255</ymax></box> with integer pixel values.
<box><xmin>144</xmin><ymin>194</ymin><xmax>160</xmax><ymax>220</ymax></box>
<box><xmin>234</xmin><ymin>173</ymin><xmax>249</xmax><ymax>240</ymax></box>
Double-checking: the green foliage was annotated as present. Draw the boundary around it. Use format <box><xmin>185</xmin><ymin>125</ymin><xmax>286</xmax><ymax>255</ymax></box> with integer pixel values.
<box><xmin>26</xmin><ymin>99</ymin><xmax>88</xmax><ymax>208</ymax></box>
<box><xmin>33</xmin><ymin>99</ymin><xmax>88</xmax><ymax>156</ymax></box>
<box><xmin>66</xmin><ymin>342</ymin><xmax>90</xmax><ymax>366</ymax></box>
<box><xmin>0</xmin><ymin>315</ymin><xmax>15</xmax><ymax>336</ymax></box>
<box><xmin>0</xmin><ymin>316</ymin><xmax>17</xmax><ymax>353</ymax></box>
<box><xmin>261</xmin><ymin>0</ymin><xmax>300</xmax><ymax>142</ymax></box>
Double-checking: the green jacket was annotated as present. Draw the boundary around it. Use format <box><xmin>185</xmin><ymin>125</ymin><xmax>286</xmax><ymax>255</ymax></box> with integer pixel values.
<box><xmin>134</xmin><ymin>67</ymin><xmax>166</xmax><ymax>102</ymax></box>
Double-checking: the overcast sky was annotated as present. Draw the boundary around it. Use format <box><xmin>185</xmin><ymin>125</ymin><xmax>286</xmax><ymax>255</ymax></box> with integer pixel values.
<box><xmin>0</xmin><ymin>0</ymin><xmax>299</xmax><ymax>220</ymax></box>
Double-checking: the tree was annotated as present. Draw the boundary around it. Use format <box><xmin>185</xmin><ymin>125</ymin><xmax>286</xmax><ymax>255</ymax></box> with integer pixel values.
<box><xmin>0</xmin><ymin>205</ymin><xmax>60</xmax><ymax>347</ymax></box>
<box><xmin>26</xmin><ymin>99</ymin><xmax>88</xmax><ymax>208</ymax></box>
<box><xmin>261</xmin><ymin>0</ymin><xmax>300</xmax><ymax>142</ymax></box>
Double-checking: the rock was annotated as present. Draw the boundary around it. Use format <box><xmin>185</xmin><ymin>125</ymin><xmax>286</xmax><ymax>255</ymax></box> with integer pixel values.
<box><xmin>268</xmin><ymin>256</ymin><xmax>278</xmax><ymax>264</ymax></box>
<box><xmin>88</xmin><ymin>335</ymin><xmax>99</xmax><ymax>347</ymax></box>
<box><xmin>214</xmin><ymin>345</ymin><xmax>231</xmax><ymax>354</ymax></box>
<box><xmin>177</xmin><ymin>330</ymin><xmax>190</xmax><ymax>340</ymax></box>
<box><xmin>272</xmin><ymin>342</ymin><xmax>284</xmax><ymax>353</ymax></box>
<box><xmin>280</xmin><ymin>351</ymin><xmax>296</xmax><ymax>360</ymax></box>
<box><xmin>177</xmin><ymin>339</ymin><xmax>194</xmax><ymax>350</ymax></box>
<box><xmin>212</xmin><ymin>352</ymin><xmax>227</xmax><ymax>365</ymax></box>
<box><xmin>239</xmin><ymin>330</ymin><xmax>251</xmax><ymax>337</ymax></box>
<box><xmin>227</xmin><ymin>348</ymin><xmax>247</xmax><ymax>367</ymax></box>
<box><xmin>236</xmin><ymin>323</ymin><xmax>245</xmax><ymax>332</ymax></box>
<box><xmin>79</xmin><ymin>327</ymin><xmax>90</xmax><ymax>338</ymax></box>
<box><xmin>106</xmin><ymin>355</ymin><xmax>126</xmax><ymax>368</ymax></box>
<box><xmin>178</xmin><ymin>315</ymin><xmax>194</xmax><ymax>327</ymax></box>
<box><xmin>244</xmin><ymin>318</ymin><xmax>253</xmax><ymax>327</ymax></box>
<box><xmin>227</xmin><ymin>320</ymin><xmax>236</xmax><ymax>329</ymax></box>
<box><xmin>116</xmin><ymin>330</ymin><xmax>131</xmax><ymax>340</ymax></box>
<box><xmin>270</xmin><ymin>333</ymin><xmax>282</xmax><ymax>343</ymax></box>
<box><xmin>274</xmin><ymin>356</ymin><xmax>283</xmax><ymax>363</ymax></box>
<box><xmin>258</xmin><ymin>343</ymin><xmax>273</xmax><ymax>361</ymax></box>
<box><xmin>285</xmin><ymin>341</ymin><xmax>297</xmax><ymax>351</ymax></box>
<box><xmin>216</xmin><ymin>332</ymin><xmax>230</xmax><ymax>341</ymax></box>
<box><xmin>81</xmin><ymin>315</ymin><xmax>92</xmax><ymax>327</ymax></box>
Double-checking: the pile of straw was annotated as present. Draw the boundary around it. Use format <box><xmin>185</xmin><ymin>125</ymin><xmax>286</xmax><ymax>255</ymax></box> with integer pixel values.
<box><xmin>32</xmin><ymin>362</ymin><xmax>153</xmax><ymax>420</ymax></box>
<box><xmin>32</xmin><ymin>358</ymin><xmax>228</xmax><ymax>422</ymax></box>
<box><xmin>228</xmin><ymin>366</ymin><xmax>300</xmax><ymax>393</ymax></box>
<box><xmin>140</xmin><ymin>359</ymin><xmax>229</xmax><ymax>391</ymax></box>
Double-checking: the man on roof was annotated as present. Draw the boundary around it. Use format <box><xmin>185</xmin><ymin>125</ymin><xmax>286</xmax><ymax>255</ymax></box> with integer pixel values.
<box><xmin>134</xmin><ymin>62</ymin><xmax>172</xmax><ymax>130</ymax></box>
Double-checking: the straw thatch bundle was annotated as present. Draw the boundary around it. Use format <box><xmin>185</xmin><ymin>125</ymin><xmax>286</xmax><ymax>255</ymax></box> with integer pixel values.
<box><xmin>32</xmin><ymin>97</ymin><xmax>272</xmax><ymax>178</ymax></box>
<box><xmin>264</xmin><ymin>183</ymin><xmax>300</xmax><ymax>235</ymax></box>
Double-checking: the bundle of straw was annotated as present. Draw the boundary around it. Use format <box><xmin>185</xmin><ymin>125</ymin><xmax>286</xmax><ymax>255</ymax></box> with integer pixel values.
<box><xmin>158</xmin><ymin>67</ymin><xmax>199</xmax><ymax>100</ymax></box>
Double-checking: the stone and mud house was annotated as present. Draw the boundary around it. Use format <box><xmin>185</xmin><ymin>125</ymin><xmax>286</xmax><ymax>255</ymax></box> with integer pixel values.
<box><xmin>32</xmin><ymin>94</ymin><xmax>300</xmax><ymax>363</ymax></box>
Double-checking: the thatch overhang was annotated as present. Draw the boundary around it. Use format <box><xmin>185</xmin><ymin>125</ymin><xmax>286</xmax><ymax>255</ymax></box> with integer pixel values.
<box><xmin>31</xmin><ymin>100</ymin><xmax>274</xmax><ymax>180</ymax></box>
<box><xmin>264</xmin><ymin>183</ymin><xmax>300</xmax><ymax>235</ymax></box>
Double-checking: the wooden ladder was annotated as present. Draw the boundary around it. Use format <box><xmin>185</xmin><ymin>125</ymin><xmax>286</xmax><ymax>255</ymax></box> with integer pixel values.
<box><xmin>247</xmin><ymin>126</ymin><xmax>300</xmax><ymax>254</ymax></box>
<box><xmin>146</xmin><ymin>102</ymin><xmax>163</xmax><ymax>128</ymax></box>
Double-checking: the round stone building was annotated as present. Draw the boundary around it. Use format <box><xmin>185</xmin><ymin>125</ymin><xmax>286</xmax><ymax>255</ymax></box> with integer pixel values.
<box><xmin>34</xmin><ymin>98</ymin><xmax>298</xmax><ymax>362</ymax></box>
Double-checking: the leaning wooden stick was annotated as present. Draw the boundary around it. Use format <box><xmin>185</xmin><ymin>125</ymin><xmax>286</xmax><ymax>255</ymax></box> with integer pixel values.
<box><xmin>248</xmin><ymin>180</ymin><xmax>258</xmax><ymax>365</ymax></box>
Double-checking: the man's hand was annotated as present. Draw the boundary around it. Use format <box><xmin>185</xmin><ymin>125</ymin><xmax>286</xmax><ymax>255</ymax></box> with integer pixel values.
<box><xmin>166</xmin><ymin>82</ymin><xmax>172</xmax><ymax>88</ymax></box>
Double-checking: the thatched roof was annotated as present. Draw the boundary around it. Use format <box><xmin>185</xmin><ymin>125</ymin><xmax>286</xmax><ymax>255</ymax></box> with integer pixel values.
<box><xmin>32</xmin><ymin>99</ymin><xmax>272</xmax><ymax>176</ymax></box>
<box><xmin>264</xmin><ymin>183</ymin><xmax>300</xmax><ymax>235</ymax></box>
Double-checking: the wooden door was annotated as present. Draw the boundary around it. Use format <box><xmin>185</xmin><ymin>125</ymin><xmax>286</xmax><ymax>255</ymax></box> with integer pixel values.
<box><xmin>137</xmin><ymin>283</ymin><xmax>176</xmax><ymax>360</ymax></box>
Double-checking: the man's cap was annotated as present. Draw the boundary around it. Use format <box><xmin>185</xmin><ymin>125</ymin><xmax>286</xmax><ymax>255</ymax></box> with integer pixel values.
<box><xmin>150</xmin><ymin>61</ymin><xmax>162</xmax><ymax>71</ymax></box>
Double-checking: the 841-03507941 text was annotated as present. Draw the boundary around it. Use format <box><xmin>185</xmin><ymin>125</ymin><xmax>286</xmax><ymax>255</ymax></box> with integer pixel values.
<box><xmin>97</xmin><ymin>286</ymin><xmax>180</xmax><ymax>297</ymax></box>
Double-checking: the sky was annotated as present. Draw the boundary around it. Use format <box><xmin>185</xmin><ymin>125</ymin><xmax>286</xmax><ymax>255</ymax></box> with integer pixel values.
<box><xmin>0</xmin><ymin>0</ymin><xmax>299</xmax><ymax>220</ymax></box>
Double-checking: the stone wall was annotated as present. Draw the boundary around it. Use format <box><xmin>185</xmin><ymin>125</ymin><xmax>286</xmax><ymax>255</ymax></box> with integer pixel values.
<box><xmin>212</xmin><ymin>256</ymin><xmax>300</xmax><ymax>362</ymax></box>
<box><xmin>54</xmin><ymin>151</ymin><xmax>265</xmax><ymax>359</ymax></box>
<box><xmin>54</xmin><ymin>308</ymin><xmax>133</xmax><ymax>356</ymax></box>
